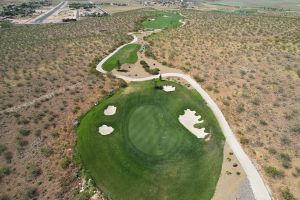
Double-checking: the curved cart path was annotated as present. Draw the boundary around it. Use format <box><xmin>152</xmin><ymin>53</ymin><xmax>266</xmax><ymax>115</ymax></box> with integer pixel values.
<box><xmin>96</xmin><ymin>29</ymin><xmax>272</xmax><ymax>200</ymax></box>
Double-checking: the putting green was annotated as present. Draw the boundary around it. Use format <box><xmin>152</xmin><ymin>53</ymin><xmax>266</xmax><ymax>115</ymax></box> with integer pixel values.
<box><xmin>76</xmin><ymin>80</ymin><xmax>225</xmax><ymax>200</ymax></box>
<box><xmin>143</xmin><ymin>10</ymin><xmax>183</xmax><ymax>30</ymax></box>
<box><xmin>128</xmin><ymin>105</ymin><xmax>181</xmax><ymax>156</ymax></box>
<box><xmin>102</xmin><ymin>43</ymin><xmax>141</xmax><ymax>71</ymax></box>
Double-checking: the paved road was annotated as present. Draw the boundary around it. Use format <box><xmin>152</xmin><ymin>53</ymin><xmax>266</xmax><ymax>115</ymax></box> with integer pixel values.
<box><xmin>32</xmin><ymin>0</ymin><xmax>67</xmax><ymax>24</ymax></box>
<box><xmin>96</xmin><ymin>31</ymin><xmax>272</xmax><ymax>200</ymax></box>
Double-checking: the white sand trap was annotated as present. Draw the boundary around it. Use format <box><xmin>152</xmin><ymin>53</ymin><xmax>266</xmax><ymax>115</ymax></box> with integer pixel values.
<box><xmin>104</xmin><ymin>105</ymin><xmax>117</xmax><ymax>116</ymax></box>
<box><xmin>163</xmin><ymin>85</ymin><xmax>176</xmax><ymax>92</ymax></box>
<box><xmin>150</xmin><ymin>18</ymin><xmax>155</xmax><ymax>21</ymax></box>
<box><xmin>179</xmin><ymin>109</ymin><xmax>210</xmax><ymax>139</ymax></box>
<box><xmin>163</xmin><ymin>15</ymin><xmax>169</xmax><ymax>17</ymax></box>
<box><xmin>99</xmin><ymin>125</ymin><xmax>114</xmax><ymax>135</ymax></box>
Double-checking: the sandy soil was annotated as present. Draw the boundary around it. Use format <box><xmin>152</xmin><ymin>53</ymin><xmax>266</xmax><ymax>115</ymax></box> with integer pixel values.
<box><xmin>100</xmin><ymin>4</ymin><xmax>144</xmax><ymax>14</ymax></box>
<box><xmin>43</xmin><ymin>7</ymin><xmax>76</xmax><ymax>23</ymax></box>
<box><xmin>212</xmin><ymin>142</ymin><xmax>246</xmax><ymax>200</ymax></box>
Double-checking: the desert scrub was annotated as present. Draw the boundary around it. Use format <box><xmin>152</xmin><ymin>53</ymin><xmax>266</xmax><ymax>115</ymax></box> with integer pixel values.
<box><xmin>281</xmin><ymin>187</ymin><xmax>296</xmax><ymax>200</ymax></box>
<box><xmin>264</xmin><ymin>166</ymin><xmax>284</xmax><ymax>178</ymax></box>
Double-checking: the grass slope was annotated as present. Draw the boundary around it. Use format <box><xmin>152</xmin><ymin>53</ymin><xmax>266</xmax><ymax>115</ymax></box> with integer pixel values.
<box><xmin>143</xmin><ymin>10</ymin><xmax>183</xmax><ymax>30</ymax></box>
<box><xmin>77</xmin><ymin>80</ymin><xmax>225</xmax><ymax>200</ymax></box>
<box><xmin>102</xmin><ymin>43</ymin><xmax>141</xmax><ymax>71</ymax></box>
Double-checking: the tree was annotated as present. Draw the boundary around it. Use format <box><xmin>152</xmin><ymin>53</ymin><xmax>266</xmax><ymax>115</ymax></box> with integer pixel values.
<box><xmin>116</xmin><ymin>60</ymin><xmax>121</xmax><ymax>70</ymax></box>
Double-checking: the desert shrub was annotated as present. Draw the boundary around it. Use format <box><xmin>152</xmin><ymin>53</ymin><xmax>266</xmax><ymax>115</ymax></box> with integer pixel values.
<box><xmin>145</xmin><ymin>48</ymin><xmax>156</xmax><ymax>59</ymax></box>
<box><xmin>51</xmin><ymin>132</ymin><xmax>60</xmax><ymax>138</ymax></box>
<box><xmin>41</xmin><ymin>147</ymin><xmax>54</xmax><ymax>157</ymax></box>
<box><xmin>290</xmin><ymin>124</ymin><xmax>300</xmax><ymax>134</ymax></box>
<box><xmin>268</xmin><ymin>147</ymin><xmax>277</xmax><ymax>155</ymax></box>
<box><xmin>251</xmin><ymin>98</ymin><xmax>260</xmax><ymax>105</ymax></box>
<box><xmin>0</xmin><ymin>193</ymin><xmax>9</xmax><ymax>200</ymax></box>
<box><xmin>118</xmin><ymin>79</ymin><xmax>128</xmax><ymax>88</ymax></box>
<box><xmin>60</xmin><ymin>158</ymin><xmax>71</xmax><ymax>169</ymax></box>
<box><xmin>281</xmin><ymin>187</ymin><xmax>296</xmax><ymax>200</ymax></box>
<box><xmin>0</xmin><ymin>144</ymin><xmax>7</xmax><ymax>155</ymax></box>
<box><xmin>292</xmin><ymin>167</ymin><xmax>300</xmax><ymax>177</ymax></box>
<box><xmin>3</xmin><ymin>151</ymin><xmax>12</xmax><ymax>163</ymax></box>
<box><xmin>236</xmin><ymin>104</ymin><xmax>245</xmax><ymax>113</ymax></box>
<box><xmin>240</xmin><ymin>137</ymin><xmax>249</xmax><ymax>145</ymax></box>
<box><xmin>0</xmin><ymin>167</ymin><xmax>11</xmax><ymax>180</ymax></box>
<box><xmin>15</xmin><ymin>137</ymin><xmax>29</xmax><ymax>148</ymax></box>
<box><xmin>18</xmin><ymin>129</ymin><xmax>31</xmax><ymax>136</ymax></box>
<box><xmin>297</xmin><ymin>69</ymin><xmax>300</xmax><ymax>78</ymax></box>
<box><xmin>264</xmin><ymin>166</ymin><xmax>284</xmax><ymax>178</ymax></box>
<box><xmin>75</xmin><ymin>191</ymin><xmax>92</xmax><ymax>200</ymax></box>
<box><xmin>280</xmin><ymin>136</ymin><xmax>291</xmax><ymax>145</ymax></box>
<box><xmin>193</xmin><ymin>75</ymin><xmax>205</xmax><ymax>83</ymax></box>
<box><xmin>259</xmin><ymin>120</ymin><xmax>268</xmax><ymax>126</ymax></box>
<box><xmin>140</xmin><ymin>60</ymin><xmax>160</xmax><ymax>75</ymax></box>
<box><xmin>282</xmin><ymin>161</ymin><xmax>292</xmax><ymax>169</ymax></box>
<box><xmin>280</xmin><ymin>153</ymin><xmax>291</xmax><ymax>162</ymax></box>
<box><xmin>23</xmin><ymin>187</ymin><xmax>38</xmax><ymax>200</ymax></box>
<box><xmin>28</xmin><ymin>165</ymin><xmax>42</xmax><ymax>178</ymax></box>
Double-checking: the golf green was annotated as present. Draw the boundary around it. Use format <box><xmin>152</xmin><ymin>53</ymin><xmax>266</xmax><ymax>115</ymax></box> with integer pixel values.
<box><xmin>76</xmin><ymin>80</ymin><xmax>225</xmax><ymax>200</ymax></box>
<box><xmin>102</xmin><ymin>43</ymin><xmax>141</xmax><ymax>72</ymax></box>
<box><xmin>143</xmin><ymin>10</ymin><xmax>183</xmax><ymax>30</ymax></box>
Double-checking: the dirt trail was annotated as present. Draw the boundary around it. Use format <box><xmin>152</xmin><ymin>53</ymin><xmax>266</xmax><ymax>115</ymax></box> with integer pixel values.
<box><xmin>0</xmin><ymin>83</ymin><xmax>82</xmax><ymax>114</ymax></box>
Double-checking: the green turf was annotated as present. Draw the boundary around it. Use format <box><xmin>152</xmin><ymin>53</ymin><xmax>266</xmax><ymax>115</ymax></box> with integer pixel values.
<box><xmin>76</xmin><ymin>80</ymin><xmax>225</xmax><ymax>200</ymax></box>
<box><xmin>143</xmin><ymin>10</ymin><xmax>183</xmax><ymax>30</ymax></box>
<box><xmin>102</xmin><ymin>43</ymin><xmax>141</xmax><ymax>72</ymax></box>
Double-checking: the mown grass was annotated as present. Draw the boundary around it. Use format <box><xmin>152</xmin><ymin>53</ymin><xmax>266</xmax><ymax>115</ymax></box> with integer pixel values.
<box><xmin>76</xmin><ymin>80</ymin><xmax>225</xmax><ymax>200</ymax></box>
<box><xmin>142</xmin><ymin>10</ymin><xmax>183</xmax><ymax>30</ymax></box>
<box><xmin>102</xmin><ymin>43</ymin><xmax>141</xmax><ymax>71</ymax></box>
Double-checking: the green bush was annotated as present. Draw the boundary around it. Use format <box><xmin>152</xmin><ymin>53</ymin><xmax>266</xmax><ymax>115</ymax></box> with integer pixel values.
<box><xmin>281</xmin><ymin>187</ymin><xmax>296</xmax><ymax>200</ymax></box>
<box><xmin>23</xmin><ymin>187</ymin><xmax>38</xmax><ymax>200</ymax></box>
<box><xmin>268</xmin><ymin>147</ymin><xmax>277</xmax><ymax>155</ymax></box>
<box><xmin>75</xmin><ymin>191</ymin><xmax>92</xmax><ymax>200</ymax></box>
<box><xmin>280</xmin><ymin>153</ymin><xmax>291</xmax><ymax>162</ymax></box>
<box><xmin>18</xmin><ymin>129</ymin><xmax>31</xmax><ymax>136</ymax></box>
<box><xmin>264</xmin><ymin>166</ymin><xmax>284</xmax><ymax>178</ymax></box>
<box><xmin>193</xmin><ymin>75</ymin><xmax>205</xmax><ymax>83</ymax></box>
<box><xmin>60</xmin><ymin>158</ymin><xmax>71</xmax><ymax>169</ymax></box>
<box><xmin>140</xmin><ymin>60</ymin><xmax>160</xmax><ymax>75</ymax></box>
<box><xmin>3</xmin><ymin>152</ymin><xmax>12</xmax><ymax>163</ymax></box>
<box><xmin>290</xmin><ymin>124</ymin><xmax>300</xmax><ymax>134</ymax></box>
<box><xmin>28</xmin><ymin>165</ymin><xmax>42</xmax><ymax>178</ymax></box>
<box><xmin>236</xmin><ymin>104</ymin><xmax>245</xmax><ymax>113</ymax></box>
<box><xmin>0</xmin><ymin>144</ymin><xmax>7</xmax><ymax>155</ymax></box>
<box><xmin>0</xmin><ymin>167</ymin><xmax>11</xmax><ymax>181</ymax></box>
<box><xmin>41</xmin><ymin>147</ymin><xmax>54</xmax><ymax>157</ymax></box>
<box><xmin>280</xmin><ymin>136</ymin><xmax>291</xmax><ymax>145</ymax></box>
<box><xmin>240</xmin><ymin>137</ymin><xmax>249</xmax><ymax>145</ymax></box>
<box><xmin>0</xmin><ymin>193</ymin><xmax>9</xmax><ymax>200</ymax></box>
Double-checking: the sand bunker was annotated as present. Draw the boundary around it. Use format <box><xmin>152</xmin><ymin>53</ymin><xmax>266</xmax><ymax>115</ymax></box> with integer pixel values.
<box><xmin>99</xmin><ymin>125</ymin><xmax>114</xmax><ymax>135</ymax></box>
<box><xmin>150</xmin><ymin>18</ymin><xmax>155</xmax><ymax>21</ymax></box>
<box><xmin>178</xmin><ymin>109</ymin><xmax>209</xmax><ymax>139</ymax></box>
<box><xmin>163</xmin><ymin>85</ymin><xmax>176</xmax><ymax>92</ymax></box>
<box><xmin>163</xmin><ymin>15</ymin><xmax>169</xmax><ymax>17</ymax></box>
<box><xmin>104</xmin><ymin>105</ymin><xmax>117</xmax><ymax>116</ymax></box>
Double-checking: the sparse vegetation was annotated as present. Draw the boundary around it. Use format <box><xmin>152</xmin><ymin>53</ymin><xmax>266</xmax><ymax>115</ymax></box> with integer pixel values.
<box><xmin>0</xmin><ymin>9</ymin><xmax>150</xmax><ymax>199</ymax></box>
<box><xmin>264</xmin><ymin>166</ymin><xmax>284</xmax><ymax>178</ymax></box>
<box><xmin>146</xmin><ymin>9</ymin><xmax>300</xmax><ymax>199</ymax></box>
<box><xmin>281</xmin><ymin>187</ymin><xmax>296</xmax><ymax>200</ymax></box>
<box><xmin>140</xmin><ymin>60</ymin><xmax>160</xmax><ymax>75</ymax></box>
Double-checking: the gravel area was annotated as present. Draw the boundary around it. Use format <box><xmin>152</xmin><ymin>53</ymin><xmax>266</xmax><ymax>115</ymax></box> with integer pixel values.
<box><xmin>236</xmin><ymin>178</ymin><xmax>255</xmax><ymax>200</ymax></box>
